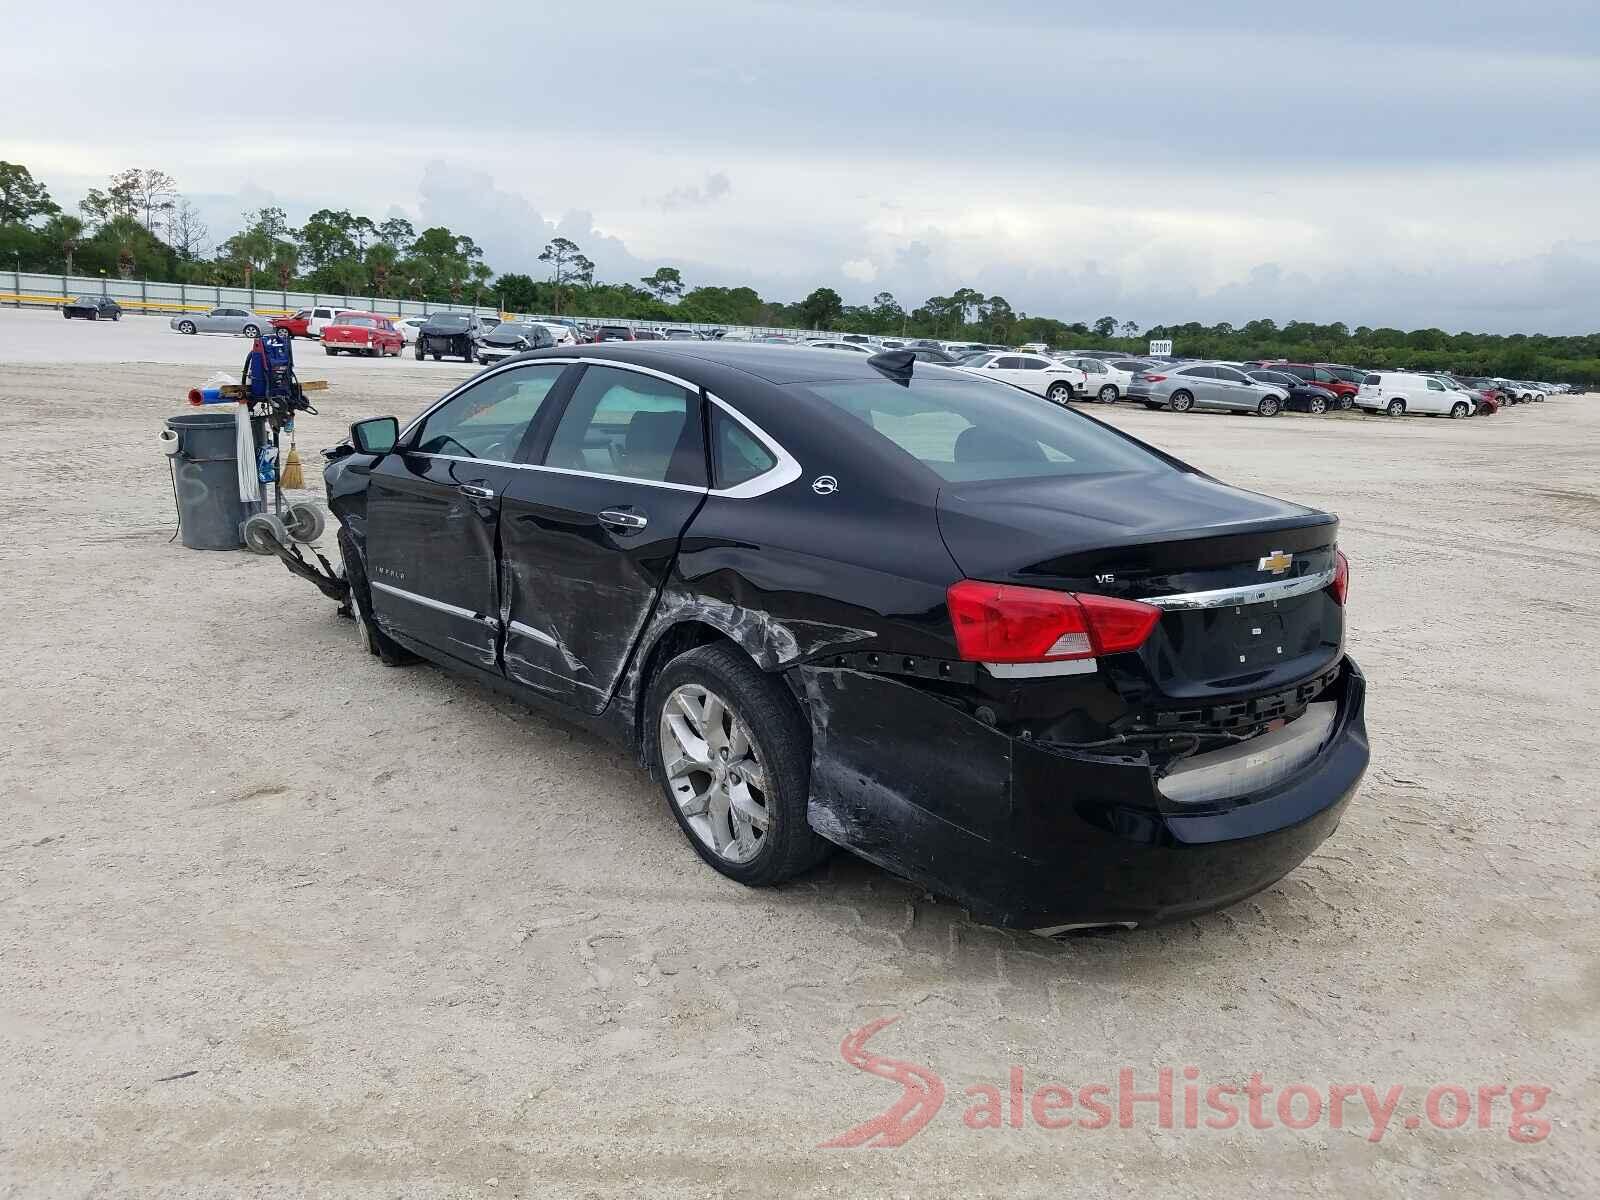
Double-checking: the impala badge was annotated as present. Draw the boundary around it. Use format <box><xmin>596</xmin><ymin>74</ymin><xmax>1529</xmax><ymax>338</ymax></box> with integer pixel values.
<box><xmin>1257</xmin><ymin>550</ymin><xmax>1292</xmax><ymax>575</ymax></box>
<box><xmin>812</xmin><ymin>475</ymin><xmax>839</xmax><ymax>496</ymax></box>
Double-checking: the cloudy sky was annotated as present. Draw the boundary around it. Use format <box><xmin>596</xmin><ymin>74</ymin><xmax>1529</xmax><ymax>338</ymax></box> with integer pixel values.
<box><xmin>7</xmin><ymin>0</ymin><xmax>1599</xmax><ymax>333</ymax></box>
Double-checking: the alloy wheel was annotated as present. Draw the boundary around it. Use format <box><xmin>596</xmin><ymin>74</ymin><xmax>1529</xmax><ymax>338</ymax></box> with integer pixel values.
<box><xmin>658</xmin><ymin>683</ymin><xmax>769</xmax><ymax>864</ymax></box>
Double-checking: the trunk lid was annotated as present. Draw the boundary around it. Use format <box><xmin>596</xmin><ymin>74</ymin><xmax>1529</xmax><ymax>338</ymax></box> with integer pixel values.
<box><xmin>936</xmin><ymin>469</ymin><xmax>1343</xmax><ymax>706</ymax></box>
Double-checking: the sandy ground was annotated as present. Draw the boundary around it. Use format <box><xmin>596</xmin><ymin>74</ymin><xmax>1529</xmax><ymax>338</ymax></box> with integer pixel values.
<box><xmin>1</xmin><ymin>307</ymin><xmax>1597</xmax><ymax>1198</ymax></box>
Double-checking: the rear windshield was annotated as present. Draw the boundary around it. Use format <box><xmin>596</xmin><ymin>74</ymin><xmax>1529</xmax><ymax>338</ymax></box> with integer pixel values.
<box><xmin>795</xmin><ymin>376</ymin><xmax>1171</xmax><ymax>483</ymax></box>
<box><xmin>426</xmin><ymin>316</ymin><xmax>470</xmax><ymax>329</ymax></box>
<box><xmin>336</xmin><ymin>315</ymin><xmax>376</xmax><ymax>327</ymax></box>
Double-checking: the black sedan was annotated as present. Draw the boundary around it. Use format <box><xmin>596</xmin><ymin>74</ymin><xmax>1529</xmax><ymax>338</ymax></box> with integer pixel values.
<box><xmin>1248</xmin><ymin>369</ymin><xmax>1339</xmax><ymax>415</ymax></box>
<box><xmin>317</xmin><ymin>344</ymin><xmax>1368</xmax><ymax>930</ymax></box>
<box><xmin>414</xmin><ymin>313</ymin><xmax>483</xmax><ymax>362</ymax></box>
<box><xmin>62</xmin><ymin>295</ymin><xmax>121</xmax><ymax>321</ymax></box>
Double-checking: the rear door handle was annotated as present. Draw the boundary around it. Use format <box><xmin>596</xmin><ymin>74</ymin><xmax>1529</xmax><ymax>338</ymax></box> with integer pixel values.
<box><xmin>458</xmin><ymin>483</ymin><xmax>496</xmax><ymax>499</ymax></box>
<box><xmin>598</xmin><ymin>508</ymin><xmax>648</xmax><ymax>531</ymax></box>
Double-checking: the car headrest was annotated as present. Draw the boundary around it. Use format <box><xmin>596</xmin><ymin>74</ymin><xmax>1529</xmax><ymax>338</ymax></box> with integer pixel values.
<box><xmin>953</xmin><ymin>425</ymin><xmax>1046</xmax><ymax>464</ymax></box>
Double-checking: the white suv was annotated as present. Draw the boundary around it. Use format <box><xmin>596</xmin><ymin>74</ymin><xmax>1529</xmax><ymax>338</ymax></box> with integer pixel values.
<box><xmin>1357</xmin><ymin>372</ymin><xmax>1475</xmax><ymax>419</ymax></box>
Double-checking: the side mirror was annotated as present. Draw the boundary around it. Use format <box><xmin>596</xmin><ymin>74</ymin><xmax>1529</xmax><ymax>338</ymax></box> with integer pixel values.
<box><xmin>350</xmin><ymin>416</ymin><xmax>399</xmax><ymax>455</ymax></box>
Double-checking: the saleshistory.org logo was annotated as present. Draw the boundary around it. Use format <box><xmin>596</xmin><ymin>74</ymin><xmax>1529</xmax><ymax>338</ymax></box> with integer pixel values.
<box><xmin>820</xmin><ymin>1018</ymin><xmax>1553</xmax><ymax>1147</ymax></box>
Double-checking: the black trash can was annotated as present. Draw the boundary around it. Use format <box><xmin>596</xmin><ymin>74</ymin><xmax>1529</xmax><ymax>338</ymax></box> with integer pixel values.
<box><xmin>166</xmin><ymin>411</ymin><xmax>246</xmax><ymax>550</ymax></box>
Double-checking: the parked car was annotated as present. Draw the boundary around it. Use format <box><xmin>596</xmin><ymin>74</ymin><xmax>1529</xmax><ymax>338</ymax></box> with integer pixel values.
<box><xmin>633</xmin><ymin>329</ymin><xmax>668</xmax><ymax>341</ymax></box>
<box><xmin>476</xmin><ymin>320</ymin><xmax>556</xmax><ymax>365</ymax></box>
<box><xmin>1452</xmin><ymin>376</ymin><xmax>1505</xmax><ymax>412</ymax></box>
<box><xmin>61</xmin><ymin>295</ymin><xmax>122</xmax><ymax>321</ymax></box>
<box><xmin>393</xmin><ymin>316</ymin><xmax>431</xmax><ymax>345</ymax></box>
<box><xmin>1319</xmin><ymin>364</ymin><xmax>1369</xmax><ymax>391</ymax></box>
<box><xmin>1129</xmin><ymin>362</ymin><xmax>1288</xmax><ymax>416</ymax></box>
<box><xmin>321</xmin><ymin>343</ymin><xmax>1366</xmax><ymax>929</ymax></box>
<box><xmin>271</xmin><ymin>305</ymin><xmax>352</xmax><ymax>339</ymax></box>
<box><xmin>806</xmin><ymin>340</ymin><xmax>875</xmax><ymax>353</ymax></box>
<box><xmin>1355</xmin><ymin>372</ymin><xmax>1475</xmax><ymax>418</ymax></box>
<box><xmin>664</xmin><ymin>329</ymin><xmax>698</xmax><ymax>340</ymax></box>
<box><xmin>1247</xmin><ymin>369</ymin><xmax>1338</xmax><ymax>415</ymax></box>
<box><xmin>954</xmin><ymin>352</ymin><xmax>1088</xmax><ymax>404</ymax></box>
<box><xmin>905</xmin><ymin>347</ymin><xmax>964</xmax><ymax>365</ymax></box>
<box><xmin>414</xmin><ymin>313</ymin><xmax>484</xmax><ymax>362</ymax></box>
<box><xmin>1497</xmin><ymin>379</ymin><xmax>1545</xmax><ymax>403</ymax></box>
<box><xmin>170</xmin><ymin>307</ymin><xmax>271</xmax><ymax>337</ymax></box>
<box><xmin>1266</xmin><ymin>363</ymin><xmax>1359</xmax><ymax>409</ymax></box>
<box><xmin>532</xmin><ymin>321</ymin><xmax>578</xmax><ymax>346</ymax></box>
<box><xmin>322</xmin><ymin>312</ymin><xmax>405</xmax><ymax>357</ymax></box>
<box><xmin>1423</xmin><ymin>374</ymin><xmax>1496</xmax><ymax>416</ymax></box>
<box><xmin>1054</xmin><ymin>355</ymin><xmax>1142</xmax><ymax>403</ymax></box>
<box><xmin>593</xmin><ymin>325</ymin><xmax>637</xmax><ymax>343</ymax></box>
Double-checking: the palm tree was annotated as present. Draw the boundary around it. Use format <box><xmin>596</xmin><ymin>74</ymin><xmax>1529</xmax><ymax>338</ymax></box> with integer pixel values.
<box><xmin>103</xmin><ymin>215</ymin><xmax>143</xmax><ymax>279</ymax></box>
<box><xmin>44</xmin><ymin>215</ymin><xmax>84</xmax><ymax>277</ymax></box>
<box><xmin>366</xmin><ymin>241</ymin><xmax>397</xmax><ymax>296</ymax></box>
<box><xmin>271</xmin><ymin>240</ymin><xmax>298</xmax><ymax>290</ymax></box>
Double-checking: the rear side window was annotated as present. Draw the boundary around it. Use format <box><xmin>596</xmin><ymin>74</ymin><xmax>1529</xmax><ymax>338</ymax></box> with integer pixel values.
<box><xmin>544</xmin><ymin>366</ymin><xmax>706</xmax><ymax>486</ymax></box>
<box><xmin>711</xmin><ymin>407</ymin><xmax>778</xmax><ymax>489</ymax></box>
<box><xmin>797</xmin><ymin>377</ymin><xmax>1172</xmax><ymax>484</ymax></box>
<box><xmin>1364</xmin><ymin>374</ymin><xmax>1381</xmax><ymax>385</ymax></box>
<box><xmin>1287</xmin><ymin>365</ymin><xmax>1314</xmax><ymax>381</ymax></box>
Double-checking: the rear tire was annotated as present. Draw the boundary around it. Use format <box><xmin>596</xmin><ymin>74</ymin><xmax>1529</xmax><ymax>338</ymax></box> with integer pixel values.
<box><xmin>178</xmin><ymin>320</ymin><xmax>196</xmax><ymax>335</ymax></box>
<box><xmin>88</xmin><ymin>310</ymin><xmax>98</xmax><ymax>321</ymax></box>
<box><xmin>337</xmin><ymin>528</ymin><xmax>418</xmax><ymax>667</ymax></box>
<box><xmin>1046</xmin><ymin>382</ymin><xmax>1073</xmax><ymax>404</ymax></box>
<box><xmin>415</xmin><ymin>345</ymin><xmax>425</xmax><ymax>360</ymax></box>
<box><xmin>645</xmin><ymin>642</ymin><xmax>831</xmax><ymax>887</ymax></box>
<box><xmin>1386</xmin><ymin>398</ymin><xmax>1406</xmax><ymax>418</ymax></box>
<box><xmin>242</xmin><ymin>324</ymin><xmax>260</xmax><ymax>338</ymax></box>
<box><xmin>1170</xmin><ymin>390</ymin><xmax>1195</xmax><ymax>413</ymax></box>
<box><xmin>325</xmin><ymin>346</ymin><xmax>336</xmax><ymax>356</ymax></box>
<box><xmin>1098</xmin><ymin>384</ymin><xmax>1119</xmax><ymax>403</ymax></box>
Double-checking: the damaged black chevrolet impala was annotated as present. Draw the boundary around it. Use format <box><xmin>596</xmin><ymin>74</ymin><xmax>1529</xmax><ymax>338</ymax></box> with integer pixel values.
<box><xmin>318</xmin><ymin>343</ymin><xmax>1368</xmax><ymax>931</ymax></box>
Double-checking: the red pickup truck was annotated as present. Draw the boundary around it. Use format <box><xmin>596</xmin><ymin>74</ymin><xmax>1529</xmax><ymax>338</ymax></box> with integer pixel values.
<box><xmin>321</xmin><ymin>312</ymin><xmax>404</xmax><ymax>357</ymax></box>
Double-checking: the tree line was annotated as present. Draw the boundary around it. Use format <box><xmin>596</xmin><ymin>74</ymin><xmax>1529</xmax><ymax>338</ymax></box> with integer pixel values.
<box><xmin>2</xmin><ymin>160</ymin><xmax>1596</xmax><ymax>382</ymax></box>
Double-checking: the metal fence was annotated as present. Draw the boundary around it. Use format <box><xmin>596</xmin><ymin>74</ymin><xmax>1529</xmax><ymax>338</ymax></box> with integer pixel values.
<box><xmin>2</xmin><ymin>270</ymin><xmax>827</xmax><ymax>340</ymax></box>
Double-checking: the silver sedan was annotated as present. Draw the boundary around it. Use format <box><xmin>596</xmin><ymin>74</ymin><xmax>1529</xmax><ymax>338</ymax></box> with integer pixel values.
<box><xmin>1127</xmin><ymin>361</ymin><xmax>1287</xmax><ymax>416</ymax></box>
<box><xmin>169</xmin><ymin>306</ymin><xmax>271</xmax><ymax>337</ymax></box>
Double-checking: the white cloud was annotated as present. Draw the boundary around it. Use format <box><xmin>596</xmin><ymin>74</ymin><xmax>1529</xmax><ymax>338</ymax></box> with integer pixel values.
<box><xmin>840</xmin><ymin>258</ymin><xmax>877</xmax><ymax>283</ymax></box>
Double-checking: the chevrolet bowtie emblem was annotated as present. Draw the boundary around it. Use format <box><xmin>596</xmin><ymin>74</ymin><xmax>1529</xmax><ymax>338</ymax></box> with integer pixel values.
<box><xmin>1257</xmin><ymin>550</ymin><xmax>1293</xmax><ymax>574</ymax></box>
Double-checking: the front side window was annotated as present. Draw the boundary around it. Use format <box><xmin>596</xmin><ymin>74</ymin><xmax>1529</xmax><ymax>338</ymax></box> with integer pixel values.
<box><xmin>544</xmin><ymin>366</ymin><xmax>706</xmax><ymax>486</ymax></box>
<box><xmin>797</xmin><ymin>377</ymin><xmax>1172</xmax><ymax>484</ymax></box>
<box><xmin>1215</xmin><ymin>367</ymin><xmax>1250</xmax><ymax>384</ymax></box>
<box><xmin>411</xmin><ymin>363</ymin><xmax>567</xmax><ymax>462</ymax></box>
<box><xmin>995</xmin><ymin>356</ymin><xmax>1025</xmax><ymax>369</ymax></box>
<box><xmin>1427</xmin><ymin>379</ymin><xmax>1446</xmax><ymax>391</ymax></box>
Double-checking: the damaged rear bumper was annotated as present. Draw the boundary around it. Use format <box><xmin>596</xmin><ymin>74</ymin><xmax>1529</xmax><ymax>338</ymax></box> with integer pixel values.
<box><xmin>801</xmin><ymin>657</ymin><xmax>1368</xmax><ymax>930</ymax></box>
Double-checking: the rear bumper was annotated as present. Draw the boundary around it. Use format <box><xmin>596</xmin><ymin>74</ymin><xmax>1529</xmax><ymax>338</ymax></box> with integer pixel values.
<box><xmin>802</xmin><ymin>657</ymin><xmax>1368</xmax><ymax>929</ymax></box>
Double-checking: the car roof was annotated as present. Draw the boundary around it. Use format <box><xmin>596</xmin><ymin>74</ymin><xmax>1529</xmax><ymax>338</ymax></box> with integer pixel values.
<box><xmin>517</xmin><ymin>341</ymin><xmax>913</xmax><ymax>385</ymax></box>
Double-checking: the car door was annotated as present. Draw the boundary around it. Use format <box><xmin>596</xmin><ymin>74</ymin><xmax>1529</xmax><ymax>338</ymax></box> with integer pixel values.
<box><xmin>986</xmin><ymin>355</ymin><xmax>1030</xmax><ymax>389</ymax></box>
<box><xmin>497</xmin><ymin>362</ymin><xmax>710</xmax><ymax>713</ymax></box>
<box><xmin>1422</xmin><ymin>377</ymin><xmax>1450</xmax><ymax>414</ymax></box>
<box><xmin>1211</xmin><ymin>365</ymin><xmax>1256</xmax><ymax>410</ymax></box>
<box><xmin>365</xmin><ymin>361</ymin><xmax>575</xmax><ymax>671</ymax></box>
<box><xmin>1173</xmin><ymin>366</ymin><xmax>1218</xmax><ymax>408</ymax></box>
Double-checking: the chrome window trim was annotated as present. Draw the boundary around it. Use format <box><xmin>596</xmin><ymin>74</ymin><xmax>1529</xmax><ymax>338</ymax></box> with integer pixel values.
<box><xmin>371</xmin><ymin>580</ymin><xmax>500</xmax><ymax>627</ymax></box>
<box><xmin>1138</xmin><ymin>566</ymin><xmax>1335</xmax><ymax>612</ymax></box>
<box><xmin>395</xmin><ymin>355</ymin><xmax>801</xmax><ymax>500</ymax></box>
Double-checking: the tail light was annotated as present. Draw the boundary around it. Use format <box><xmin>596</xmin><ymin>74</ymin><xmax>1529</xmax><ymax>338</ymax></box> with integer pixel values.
<box><xmin>1140</xmin><ymin>373</ymin><xmax>1167</xmax><ymax>383</ymax></box>
<box><xmin>946</xmin><ymin>581</ymin><xmax>1162</xmax><ymax>664</ymax></box>
<box><xmin>1329</xmin><ymin>550</ymin><xmax>1350</xmax><ymax>606</ymax></box>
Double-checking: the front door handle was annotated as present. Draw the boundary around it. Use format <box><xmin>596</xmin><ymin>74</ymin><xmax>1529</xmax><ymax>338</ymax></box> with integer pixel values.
<box><xmin>458</xmin><ymin>483</ymin><xmax>496</xmax><ymax>500</ymax></box>
<box><xmin>598</xmin><ymin>508</ymin><xmax>648</xmax><ymax>532</ymax></box>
